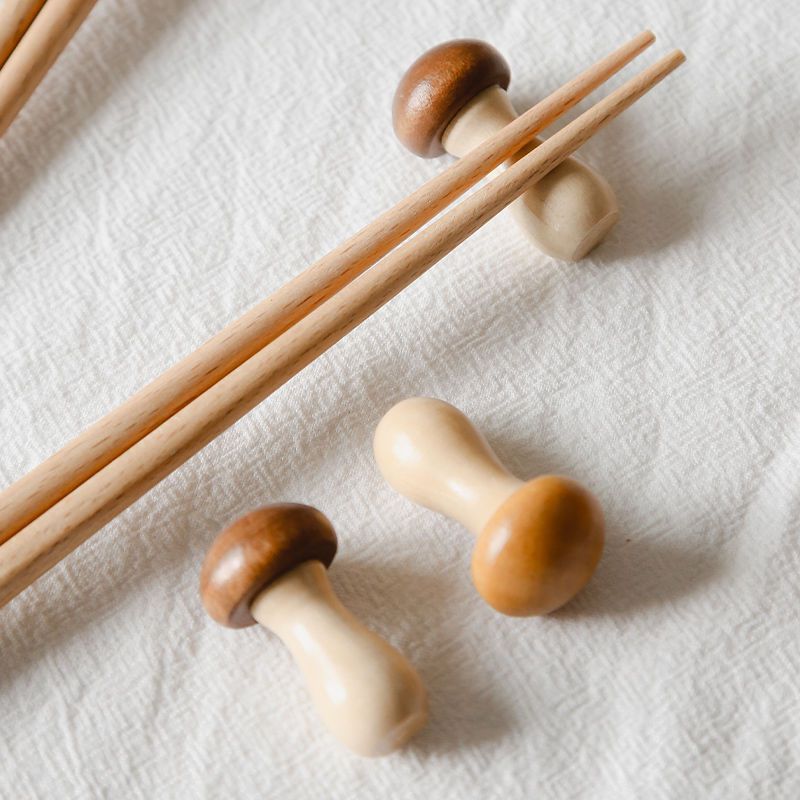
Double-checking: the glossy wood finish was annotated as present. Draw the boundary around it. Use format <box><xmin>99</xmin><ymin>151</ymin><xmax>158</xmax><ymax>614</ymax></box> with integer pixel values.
<box><xmin>0</xmin><ymin>41</ymin><xmax>684</xmax><ymax>609</ymax></box>
<box><xmin>394</xmin><ymin>39</ymin><xmax>625</xmax><ymax>261</ymax></box>
<box><xmin>374</xmin><ymin>398</ymin><xmax>605</xmax><ymax>616</ymax></box>
<box><xmin>473</xmin><ymin>476</ymin><xmax>604</xmax><ymax>616</ymax></box>
<box><xmin>393</xmin><ymin>39</ymin><xmax>510</xmax><ymax>157</ymax></box>
<box><xmin>252</xmin><ymin>561</ymin><xmax>427</xmax><ymax>757</ymax></box>
<box><xmin>200</xmin><ymin>506</ymin><xmax>427</xmax><ymax>756</ymax></box>
<box><xmin>373</xmin><ymin>396</ymin><xmax>520</xmax><ymax>534</ymax></box>
<box><xmin>200</xmin><ymin>504</ymin><xmax>337</xmax><ymax>628</ymax></box>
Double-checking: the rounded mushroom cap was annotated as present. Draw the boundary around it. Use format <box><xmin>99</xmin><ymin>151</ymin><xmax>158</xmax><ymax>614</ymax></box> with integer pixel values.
<box><xmin>200</xmin><ymin>504</ymin><xmax>337</xmax><ymax>628</ymax></box>
<box><xmin>471</xmin><ymin>476</ymin><xmax>604</xmax><ymax>616</ymax></box>
<box><xmin>392</xmin><ymin>39</ymin><xmax>510</xmax><ymax>158</ymax></box>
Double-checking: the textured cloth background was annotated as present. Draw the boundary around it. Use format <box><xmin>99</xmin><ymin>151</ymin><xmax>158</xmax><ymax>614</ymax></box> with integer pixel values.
<box><xmin>1</xmin><ymin>0</ymin><xmax>799</xmax><ymax>797</ymax></box>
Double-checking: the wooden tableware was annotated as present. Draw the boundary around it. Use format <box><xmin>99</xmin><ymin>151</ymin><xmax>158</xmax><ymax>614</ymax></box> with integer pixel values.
<box><xmin>0</xmin><ymin>41</ymin><xmax>684</xmax><ymax>609</ymax></box>
<box><xmin>393</xmin><ymin>39</ymin><xmax>619</xmax><ymax>261</ymax></box>
<box><xmin>0</xmin><ymin>0</ymin><xmax>46</xmax><ymax>68</ymax></box>
<box><xmin>373</xmin><ymin>398</ymin><xmax>605</xmax><ymax>615</ymax></box>
<box><xmin>0</xmin><ymin>0</ymin><xmax>98</xmax><ymax>137</ymax></box>
<box><xmin>0</xmin><ymin>30</ymin><xmax>657</xmax><ymax>549</ymax></box>
<box><xmin>200</xmin><ymin>504</ymin><xmax>427</xmax><ymax>757</ymax></box>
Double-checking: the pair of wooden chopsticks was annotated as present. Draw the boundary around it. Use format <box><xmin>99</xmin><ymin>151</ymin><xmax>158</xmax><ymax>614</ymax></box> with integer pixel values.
<box><xmin>0</xmin><ymin>31</ymin><xmax>684</xmax><ymax>608</ymax></box>
<box><xmin>0</xmin><ymin>0</ymin><xmax>97</xmax><ymax>136</ymax></box>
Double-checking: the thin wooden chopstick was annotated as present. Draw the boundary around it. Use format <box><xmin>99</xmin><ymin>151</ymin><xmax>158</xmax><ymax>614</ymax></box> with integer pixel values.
<box><xmin>0</xmin><ymin>48</ymin><xmax>685</xmax><ymax>608</ymax></box>
<box><xmin>0</xmin><ymin>0</ymin><xmax>46</xmax><ymax>68</ymax></box>
<box><xmin>0</xmin><ymin>0</ymin><xmax>98</xmax><ymax>136</ymax></box>
<box><xmin>0</xmin><ymin>30</ymin><xmax>656</xmax><ymax>543</ymax></box>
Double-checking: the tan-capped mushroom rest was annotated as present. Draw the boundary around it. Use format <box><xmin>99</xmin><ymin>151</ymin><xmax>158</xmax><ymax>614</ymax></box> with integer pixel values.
<box><xmin>373</xmin><ymin>398</ymin><xmax>604</xmax><ymax>616</ymax></box>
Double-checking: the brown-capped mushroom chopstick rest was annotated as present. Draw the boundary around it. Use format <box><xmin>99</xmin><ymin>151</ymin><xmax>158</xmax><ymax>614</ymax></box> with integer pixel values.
<box><xmin>393</xmin><ymin>39</ymin><xmax>619</xmax><ymax>260</ymax></box>
<box><xmin>200</xmin><ymin>504</ymin><xmax>428</xmax><ymax>757</ymax></box>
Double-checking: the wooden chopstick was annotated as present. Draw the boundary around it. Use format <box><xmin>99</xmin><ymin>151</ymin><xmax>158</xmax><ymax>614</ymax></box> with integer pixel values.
<box><xmin>0</xmin><ymin>0</ymin><xmax>98</xmax><ymax>137</ymax></box>
<box><xmin>0</xmin><ymin>0</ymin><xmax>46</xmax><ymax>68</ymax></box>
<box><xmin>0</xmin><ymin>30</ymin><xmax>656</xmax><ymax>543</ymax></box>
<box><xmin>0</xmin><ymin>48</ymin><xmax>685</xmax><ymax>607</ymax></box>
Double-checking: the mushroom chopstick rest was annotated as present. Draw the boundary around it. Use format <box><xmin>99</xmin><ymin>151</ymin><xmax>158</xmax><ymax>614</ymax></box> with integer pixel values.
<box><xmin>200</xmin><ymin>504</ymin><xmax>428</xmax><ymax>756</ymax></box>
<box><xmin>393</xmin><ymin>39</ymin><xmax>619</xmax><ymax>261</ymax></box>
<box><xmin>374</xmin><ymin>398</ymin><xmax>605</xmax><ymax>616</ymax></box>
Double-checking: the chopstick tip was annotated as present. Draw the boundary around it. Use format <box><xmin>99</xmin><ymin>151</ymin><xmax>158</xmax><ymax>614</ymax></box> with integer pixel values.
<box><xmin>671</xmin><ymin>48</ymin><xmax>687</xmax><ymax>66</ymax></box>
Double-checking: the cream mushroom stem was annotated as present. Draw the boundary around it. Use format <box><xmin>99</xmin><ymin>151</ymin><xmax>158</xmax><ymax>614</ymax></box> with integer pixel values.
<box><xmin>373</xmin><ymin>397</ymin><xmax>522</xmax><ymax>533</ymax></box>
<box><xmin>250</xmin><ymin>561</ymin><xmax>428</xmax><ymax>757</ymax></box>
<box><xmin>442</xmin><ymin>85</ymin><xmax>619</xmax><ymax>261</ymax></box>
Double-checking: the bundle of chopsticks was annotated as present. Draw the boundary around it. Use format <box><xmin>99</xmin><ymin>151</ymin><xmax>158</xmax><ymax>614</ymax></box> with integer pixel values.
<box><xmin>0</xmin><ymin>29</ymin><xmax>684</xmax><ymax>609</ymax></box>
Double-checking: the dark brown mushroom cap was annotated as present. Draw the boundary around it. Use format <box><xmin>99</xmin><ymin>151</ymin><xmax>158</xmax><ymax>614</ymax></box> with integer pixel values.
<box><xmin>200</xmin><ymin>504</ymin><xmax>338</xmax><ymax>628</ymax></box>
<box><xmin>392</xmin><ymin>39</ymin><xmax>511</xmax><ymax>158</ymax></box>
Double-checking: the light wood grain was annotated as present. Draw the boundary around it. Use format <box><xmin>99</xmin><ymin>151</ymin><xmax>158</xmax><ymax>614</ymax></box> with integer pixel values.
<box><xmin>443</xmin><ymin>85</ymin><xmax>619</xmax><ymax>261</ymax></box>
<box><xmin>0</xmin><ymin>0</ymin><xmax>46</xmax><ymax>67</ymax></box>
<box><xmin>0</xmin><ymin>30</ymin><xmax>656</xmax><ymax>543</ymax></box>
<box><xmin>393</xmin><ymin>38</ymin><xmax>619</xmax><ymax>261</ymax></box>
<box><xmin>0</xmin><ymin>0</ymin><xmax>98</xmax><ymax>137</ymax></box>
<box><xmin>0</xmin><ymin>48</ymin><xmax>685</xmax><ymax>608</ymax></box>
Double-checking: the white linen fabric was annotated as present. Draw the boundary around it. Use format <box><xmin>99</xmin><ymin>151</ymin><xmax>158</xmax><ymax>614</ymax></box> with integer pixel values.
<box><xmin>2</xmin><ymin>0</ymin><xmax>799</xmax><ymax>797</ymax></box>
